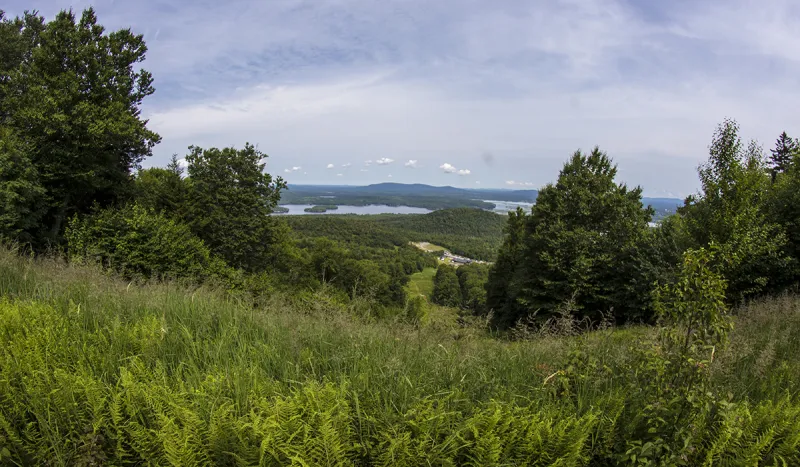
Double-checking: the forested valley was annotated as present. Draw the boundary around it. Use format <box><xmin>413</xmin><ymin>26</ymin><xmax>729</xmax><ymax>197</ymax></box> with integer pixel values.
<box><xmin>1</xmin><ymin>8</ymin><xmax>800</xmax><ymax>466</ymax></box>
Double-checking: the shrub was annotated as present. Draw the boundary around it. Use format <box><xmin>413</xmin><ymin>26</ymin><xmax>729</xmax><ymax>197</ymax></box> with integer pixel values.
<box><xmin>66</xmin><ymin>203</ymin><xmax>231</xmax><ymax>282</ymax></box>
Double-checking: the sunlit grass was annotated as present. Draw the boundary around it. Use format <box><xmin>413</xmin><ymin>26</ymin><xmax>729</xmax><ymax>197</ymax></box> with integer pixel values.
<box><xmin>1</xmin><ymin>247</ymin><xmax>799</xmax><ymax>464</ymax></box>
<box><xmin>406</xmin><ymin>267</ymin><xmax>436</xmax><ymax>298</ymax></box>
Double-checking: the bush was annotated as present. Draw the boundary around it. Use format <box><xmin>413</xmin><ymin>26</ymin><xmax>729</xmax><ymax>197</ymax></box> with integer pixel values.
<box><xmin>66</xmin><ymin>204</ymin><xmax>231</xmax><ymax>282</ymax></box>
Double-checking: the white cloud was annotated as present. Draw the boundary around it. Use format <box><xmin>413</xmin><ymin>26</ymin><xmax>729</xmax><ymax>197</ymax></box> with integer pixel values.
<box><xmin>475</xmin><ymin>181</ymin><xmax>481</xmax><ymax>185</ymax></box>
<box><xmin>336</xmin><ymin>173</ymin><xmax>343</xmax><ymax>176</ymax></box>
<box><xmin>364</xmin><ymin>160</ymin><xmax>372</xmax><ymax>166</ymax></box>
<box><xmin>129</xmin><ymin>0</ymin><xmax>800</xmax><ymax>194</ymax></box>
<box><xmin>506</xmin><ymin>180</ymin><xmax>535</xmax><ymax>187</ymax></box>
<box><xmin>360</xmin><ymin>168</ymin><xmax>368</xmax><ymax>172</ymax></box>
<box><xmin>326</xmin><ymin>163</ymin><xmax>334</xmax><ymax>169</ymax></box>
<box><xmin>284</xmin><ymin>166</ymin><xmax>302</xmax><ymax>173</ymax></box>
<box><xmin>342</xmin><ymin>163</ymin><xmax>352</xmax><ymax>168</ymax></box>
<box><xmin>387</xmin><ymin>174</ymin><xmax>393</xmax><ymax>178</ymax></box>
<box><xmin>376</xmin><ymin>158</ymin><xmax>394</xmax><ymax>165</ymax></box>
<box><xmin>440</xmin><ymin>163</ymin><xmax>471</xmax><ymax>176</ymax></box>
<box><xmin>404</xmin><ymin>159</ymin><xmax>419</xmax><ymax>168</ymax></box>
<box><xmin>440</xmin><ymin>163</ymin><xmax>457</xmax><ymax>173</ymax></box>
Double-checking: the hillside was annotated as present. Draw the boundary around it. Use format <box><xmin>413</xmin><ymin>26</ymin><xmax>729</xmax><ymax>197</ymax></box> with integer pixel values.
<box><xmin>284</xmin><ymin>208</ymin><xmax>507</xmax><ymax>261</ymax></box>
<box><xmin>1</xmin><ymin>248</ymin><xmax>798</xmax><ymax>464</ymax></box>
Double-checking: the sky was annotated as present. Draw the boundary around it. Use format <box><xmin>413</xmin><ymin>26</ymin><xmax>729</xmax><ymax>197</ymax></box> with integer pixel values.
<box><xmin>7</xmin><ymin>0</ymin><xmax>800</xmax><ymax>197</ymax></box>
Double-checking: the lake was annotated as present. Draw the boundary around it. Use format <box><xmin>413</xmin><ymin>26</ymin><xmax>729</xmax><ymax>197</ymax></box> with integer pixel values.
<box><xmin>275</xmin><ymin>204</ymin><xmax>433</xmax><ymax>215</ymax></box>
<box><xmin>484</xmin><ymin>200</ymin><xmax>535</xmax><ymax>213</ymax></box>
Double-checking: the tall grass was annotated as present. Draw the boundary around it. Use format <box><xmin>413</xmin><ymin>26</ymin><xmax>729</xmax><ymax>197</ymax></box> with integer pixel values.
<box><xmin>0</xmin><ymin>248</ymin><xmax>799</xmax><ymax>465</ymax></box>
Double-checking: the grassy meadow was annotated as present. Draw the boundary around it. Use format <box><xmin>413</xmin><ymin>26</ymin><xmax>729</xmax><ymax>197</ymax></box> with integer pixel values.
<box><xmin>0</xmin><ymin>248</ymin><xmax>799</xmax><ymax>465</ymax></box>
<box><xmin>406</xmin><ymin>267</ymin><xmax>436</xmax><ymax>299</ymax></box>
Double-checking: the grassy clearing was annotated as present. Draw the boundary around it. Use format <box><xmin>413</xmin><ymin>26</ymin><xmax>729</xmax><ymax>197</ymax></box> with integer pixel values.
<box><xmin>410</xmin><ymin>241</ymin><xmax>447</xmax><ymax>253</ymax></box>
<box><xmin>0</xmin><ymin>249</ymin><xmax>799</xmax><ymax>464</ymax></box>
<box><xmin>406</xmin><ymin>267</ymin><xmax>436</xmax><ymax>298</ymax></box>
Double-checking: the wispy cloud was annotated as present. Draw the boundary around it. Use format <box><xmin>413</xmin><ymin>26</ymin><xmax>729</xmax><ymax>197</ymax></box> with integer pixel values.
<box><xmin>284</xmin><ymin>166</ymin><xmax>302</xmax><ymax>173</ymax></box>
<box><xmin>342</xmin><ymin>163</ymin><xmax>352</xmax><ymax>168</ymax></box>
<box><xmin>376</xmin><ymin>158</ymin><xmax>394</xmax><ymax>165</ymax></box>
<box><xmin>23</xmin><ymin>0</ymin><xmax>796</xmax><ymax>192</ymax></box>
<box><xmin>506</xmin><ymin>180</ymin><xmax>535</xmax><ymax>187</ymax></box>
<box><xmin>405</xmin><ymin>160</ymin><xmax>419</xmax><ymax>168</ymax></box>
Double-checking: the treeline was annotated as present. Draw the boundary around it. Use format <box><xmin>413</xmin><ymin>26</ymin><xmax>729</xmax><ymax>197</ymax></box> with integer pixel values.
<box><xmin>431</xmin><ymin>263</ymin><xmax>490</xmax><ymax>313</ymax></box>
<box><xmin>0</xmin><ymin>8</ymin><xmax>434</xmax><ymax>315</ymax></box>
<box><xmin>485</xmin><ymin>120</ymin><xmax>800</xmax><ymax>329</ymax></box>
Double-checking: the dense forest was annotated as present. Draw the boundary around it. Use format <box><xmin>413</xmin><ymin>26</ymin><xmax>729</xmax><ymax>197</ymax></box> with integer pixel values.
<box><xmin>285</xmin><ymin>208</ymin><xmax>506</xmax><ymax>261</ymax></box>
<box><xmin>1</xmin><ymin>8</ymin><xmax>800</xmax><ymax>465</ymax></box>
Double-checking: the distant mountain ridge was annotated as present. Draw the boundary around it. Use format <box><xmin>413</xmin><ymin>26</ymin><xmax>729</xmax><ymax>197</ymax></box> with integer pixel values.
<box><xmin>281</xmin><ymin>183</ymin><xmax>683</xmax><ymax>216</ymax></box>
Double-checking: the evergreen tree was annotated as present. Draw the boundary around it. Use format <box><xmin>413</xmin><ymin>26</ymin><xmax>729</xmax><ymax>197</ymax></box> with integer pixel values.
<box><xmin>432</xmin><ymin>265</ymin><xmax>462</xmax><ymax>307</ymax></box>
<box><xmin>184</xmin><ymin>144</ymin><xmax>286</xmax><ymax>272</ymax></box>
<box><xmin>770</xmin><ymin>131</ymin><xmax>797</xmax><ymax>175</ymax></box>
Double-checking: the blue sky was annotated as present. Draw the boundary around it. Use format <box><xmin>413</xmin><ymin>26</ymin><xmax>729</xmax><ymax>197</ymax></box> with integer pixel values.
<box><xmin>7</xmin><ymin>0</ymin><xmax>800</xmax><ymax>197</ymax></box>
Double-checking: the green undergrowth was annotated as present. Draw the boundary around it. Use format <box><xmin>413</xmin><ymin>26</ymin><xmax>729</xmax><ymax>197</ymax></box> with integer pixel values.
<box><xmin>0</xmin><ymin>249</ymin><xmax>799</xmax><ymax>465</ymax></box>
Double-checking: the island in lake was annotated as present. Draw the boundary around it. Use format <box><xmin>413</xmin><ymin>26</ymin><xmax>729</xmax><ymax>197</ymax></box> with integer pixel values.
<box><xmin>304</xmin><ymin>205</ymin><xmax>339</xmax><ymax>213</ymax></box>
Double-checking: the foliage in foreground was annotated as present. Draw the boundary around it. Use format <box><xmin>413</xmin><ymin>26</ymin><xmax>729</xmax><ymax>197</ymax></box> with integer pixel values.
<box><xmin>0</xmin><ymin>249</ymin><xmax>799</xmax><ymax>465</ymax></box>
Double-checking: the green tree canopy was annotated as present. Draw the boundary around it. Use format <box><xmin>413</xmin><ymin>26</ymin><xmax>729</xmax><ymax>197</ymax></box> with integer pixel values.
<box><xmin>183</xmin><ymin>144</ymin><xmax>286</xmax><ymax>272</ymax></box>
<box><xmin>681</xmin><ymin>119</ymin><xmax>791</xmax><ymax>302</ymax></box>
<box><xmin>0</xmin><ymin>127</ymin><xmax>45</xmax><ymax>242</ymax></box>
<box><xmin>0</xmin><ymin>8</ymin><xmax>160</xmax><ymax>246</ymax></box>
<box><xmin>485</xmin><ymin>207</ymin><xmax>528</xmax><ymax>322</ymax></box>
<box><xmin>457</xmin><ymin>263</ymin><xmax>489</xmax><ymax>313</ymax></box>
<box><xmin>432</xmin><ymin>265</ymin><xmax>462</xmax><ymax>308</ymax></box>
<box><xmin>65</xmin><ymin>203</ymin><xmax>230</xmax><ymax>282</ymax></box>
<box><xmin>134</xmin><ymin>156</ymin><xmax>187</xmax><ymax>216</ymax></box>
<box><xmin>490</xmin><ymin>148</ymin><xmax>653</xmax><ymax>328</ymax></box>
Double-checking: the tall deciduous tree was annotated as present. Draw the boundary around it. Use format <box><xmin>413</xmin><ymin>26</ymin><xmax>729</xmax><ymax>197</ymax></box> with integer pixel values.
<box><xmin>681</xmin><ymin>119</ymin><xmax>791</xmax><ymax>301</ymax></box>
<box><xmin>485</xmin><ymin>207</ymin><xmax>527</xmax><ymax>322</ymax></box>
<box><xmin>134</xmin><ymin>160</ymin><xmax>187</xmax><ymax>216</ymax></box>
<box><xmin>0</xmin><ymin>8</ymin><xmax>160</xmax><ymax>246</ymax></box>
<box><xmin>432</xmin><ymin>265</ymin><xmax>462</xmax><ymax>308</ymax></box>
<box><xmin>0</xmin><ymin>127</ymin><xmax>45</xmax><ymax>242</ymax></box>
<box><xmin>457</xmin><ymin>263</ymin><xmax>489</xmax><ymax>313</ymax></box>
<box><xmin>496</xmin><ymin>148</ymin><xmax>653</xmax><ymax>327</ymax></box>
<box><xmin>184</xmin><ymin>144</ymin><xmax>286</xmax><ymax>272</ymax></box>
